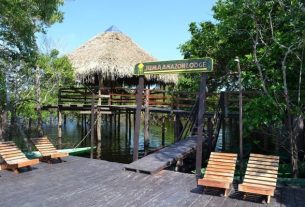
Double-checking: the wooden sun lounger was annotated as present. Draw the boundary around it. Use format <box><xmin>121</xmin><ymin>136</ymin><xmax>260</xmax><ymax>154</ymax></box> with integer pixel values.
<box><xmin>0</xmin><ymin>141</ymin><xmax>39</xmax><ymax>173</ymax></box>
<box><xmin>31</xmin><ymin>137</ymin><xmax>69</xmax><ymax>163</ymax></box>
<box><xmin>238</xmin><ymin>153</ymin><xmax>279</xmax><ymax>203</ymax></box>
<box><xmin>197</xmin><ymin>152</ymin><xmax>238</xmax><ymax>196</ymax></box>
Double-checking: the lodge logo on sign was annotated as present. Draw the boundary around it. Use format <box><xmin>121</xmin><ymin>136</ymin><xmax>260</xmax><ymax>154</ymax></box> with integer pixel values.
<box><xmin>134</xmin><ymin>58</ymin><xmax>213</xmax><ymax>75</ymax></box>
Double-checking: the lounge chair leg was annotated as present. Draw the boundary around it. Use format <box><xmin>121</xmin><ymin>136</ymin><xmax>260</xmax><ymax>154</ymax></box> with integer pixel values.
<box><xmin>224</xmin><ymin>189</ymin><xmax>229</xmax><ymax>197</ymax></box>
<box><xmin>243</xmin><ymin>193</ymin><xmax>247</xmax><ymax>199</ymax></box>
<box><xmin>267</xmin><ymin>195</ymin><xmax>271</xmax><ymax>204</ymax></box>
<box><xmin>1</xmin><ymin>163</ymin><xmax>8</xmax><ymax>170</ymax></box>
<box><xmin>13</xmin><ymin>168</ymin><xmax>20</xmax><ymax>174</ymax></box>
<box><xmin>203</xmin><ymin>186</ymin><xmax>208</xmax><ymax>193</ymax></box>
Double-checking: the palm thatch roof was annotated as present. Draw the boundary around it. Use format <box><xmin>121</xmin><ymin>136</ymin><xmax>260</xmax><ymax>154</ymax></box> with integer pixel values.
<box><xmin>68</xmin><ymin>26</ymin><xmax>177</xmax><ymax>84</ymax></box>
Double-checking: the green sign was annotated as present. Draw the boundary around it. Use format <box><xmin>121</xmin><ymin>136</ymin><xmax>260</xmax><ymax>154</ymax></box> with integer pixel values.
<box><xmin>134</xmin><ymin>58</ymin><xmax>213</xmax><ymax>75</ymax></box>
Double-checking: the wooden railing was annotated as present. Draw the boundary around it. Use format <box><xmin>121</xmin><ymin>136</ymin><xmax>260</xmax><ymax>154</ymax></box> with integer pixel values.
<box><xmin>58</xmin><ymin>87</ymin><xmax>197</xmax><ymax>109</ymax></box>
<box><xmin>57</xmin><ymin>87</ymin><xmax>257</xmax><ymax>112</ymax></box>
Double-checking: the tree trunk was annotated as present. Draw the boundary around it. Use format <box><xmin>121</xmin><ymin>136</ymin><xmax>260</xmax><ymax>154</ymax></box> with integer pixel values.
<box><xmin>35</xmin><ymin>66</ymin><xmax>43</xmax><ymax>137</ymax></box>
<box><xmin>291</xmin><ymin>116</ymin><xmax>303</xmax><ymax>178</ymax></box>
<box><xmin>281</xmin><ymin>47</ymin><xmax>299</xmax><ymax>178</ymax></box>
<box><xmin>0</xmin><ymin>112</ymin><xmax>6</xmax><ymax>141</ymax></box>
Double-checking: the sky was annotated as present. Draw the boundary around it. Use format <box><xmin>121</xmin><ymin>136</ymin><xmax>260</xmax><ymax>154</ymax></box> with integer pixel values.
<box><xmin>41</xmin><ymin>0</ymin><xmax>216</xmax><ymax>61</ymax></box>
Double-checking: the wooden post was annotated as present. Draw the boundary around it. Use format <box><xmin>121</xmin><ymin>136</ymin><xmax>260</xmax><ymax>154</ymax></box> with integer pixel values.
<box><xmin>118</xmin><ymin>110</ymin><xmax>121</xmax><ymax>139</ymax></box>
<box><xmin>98</xmin><ymin>74</ymin><xmax>103</xmax><ymax>106</ymax></box>
<box><xmin>96</xmin><ymin>111</ymin><xmax>102</xmax><ymax>159</ymax></box>
<box><xmin>144</xmin><ymin>89</ymin><xmax>150</xmax><ymax>147</ymax></box>
<box><xmin>236</xmin><ymin>56</ymin><xmax>243</xmax><ymax>181</ymax></box>
<box><xmin>196</xmin><ymin>74</ymin><xmax>207</xmax><ymax>179</ymax></box>
<box><xmin>174</xmin><ymin>115</ymin><xmax>178</xmax><ymax>142</ymax></box>
<box><xmin>81</xmin><ymin>114</ymin><xmax>84</xmax><ymax>141</ymax></box>
<box><xmin>57</xmin><ymin>109</ymin><xmax>62</xmax><ymax>149</ymax></box>
<box><xmin>221</xmin><ymin>92</ymin><xmax>226</xmax><ymax>151</ymax></box>
<box><xmin>133</xmin><ymin>110</ymin><xmax>136</xmax><ymax>131</ymax></box>
<box><xmin>174</xmin><ymin>114</ymin><xmax>182</xmax><ymax>142</ymax></box>
<box><xmin>125</xmin><ymin>111</ymin><xmax>128</xmax><ymax>142</ymax></box>
<box><xmin>114</xmin><ymin>110</ymin><xmax>117</xmax><ymax>139</ymax></box>
<box><xmin>90</xmin><ymin>94</ymin><xmax>95</xmax><ymax>159</ymax></box>
<box><xmin>161</xmin><ymin>116</ymin><xmax>165</xmax><ymax>146</ymax></box>
<box><xmin>63</xmin><ymin>113</ymin><xmax>67</xmax><ymax>126</ymax></box>
<box><xmin>133</xmin><ymin>76</ymin><xmax>144</xmax><ymax>161</ymax></box>
<box><xmin>49</xmin><ymin>111</ymin><xmax>53</xmax><ymax>126</ymax></box>
<box><xmin>128</xmin><ymin>110</ymin><xmax>132</xmax><ymax>140</ymax></box>
<box><xmin>208</xmin><ymin>117</ymin><xmax>212</xmax><ymax>153</ymax></box>
<box><xmin>110</xmin><ymin>114</ymin><xmax>113</xmax><ymax>138</ymax></box>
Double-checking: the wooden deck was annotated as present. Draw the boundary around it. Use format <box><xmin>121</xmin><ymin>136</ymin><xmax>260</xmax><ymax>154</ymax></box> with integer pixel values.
<box><xmin>124</xmin><ymin>136</ymin><xmax>197</xmax><ymax>174</ymax></box>
<box><xmin>0</xmin><ymin>156</ymin><xmax>304</xmax><ymax>207</ymax></box>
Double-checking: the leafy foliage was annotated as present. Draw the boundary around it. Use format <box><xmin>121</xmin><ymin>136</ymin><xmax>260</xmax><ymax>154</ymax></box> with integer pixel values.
<box><xmin>180</xmin><ymin>0</ymin><xmax>305</xmax><ymax>177</ymax></box>
<box><xmin>0</xmin><ymin>0</ymin><xmax>64</xmax><ymax>61</ymax></box>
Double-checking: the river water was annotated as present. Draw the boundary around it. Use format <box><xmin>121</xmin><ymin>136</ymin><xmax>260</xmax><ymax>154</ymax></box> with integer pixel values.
<box><xmin>43</xmin><ymin>114</ymin><xmax>175</xmax><ymax>163</ymax></box>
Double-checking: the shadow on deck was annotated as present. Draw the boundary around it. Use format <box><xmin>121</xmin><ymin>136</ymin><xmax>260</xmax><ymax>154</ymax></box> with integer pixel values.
<box><xmin>0</xmin><ymin>156</ymin><xmax>304</xmax><ymax>207</ymax></box>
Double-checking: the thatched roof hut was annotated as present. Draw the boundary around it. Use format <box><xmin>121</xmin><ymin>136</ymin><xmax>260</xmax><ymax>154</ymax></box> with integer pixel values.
<box><xmin>68</xmin><ymin>26</ymin><xmax>177</xmax><ymax>85</ymax></box>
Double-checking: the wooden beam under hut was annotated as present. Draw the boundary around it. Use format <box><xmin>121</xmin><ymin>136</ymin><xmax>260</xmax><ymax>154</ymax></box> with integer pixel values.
<box><xmin>57</xmin><ymin>109</ymin><xmax>62</xmax><ymax>149</ymax></box>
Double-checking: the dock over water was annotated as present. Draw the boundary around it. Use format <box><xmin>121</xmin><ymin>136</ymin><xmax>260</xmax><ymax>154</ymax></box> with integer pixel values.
<box><xmin>0</xmin><ymin>156</ymin><xmax>304</xmax><ymax>207</ymax></box>
<box><xmin>124</xmin><ymin>136</ymin><xmax>197</xmax><ymax>174</ymax></box>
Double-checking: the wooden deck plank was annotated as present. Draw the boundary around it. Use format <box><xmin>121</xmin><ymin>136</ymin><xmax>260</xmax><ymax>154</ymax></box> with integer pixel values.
<box><xmin>124</xmin><ymin>136</ymin><xmax>197</xmax><ymax>174</ymax></box>
<box><xmin>0</xmin><ymin>156</ymin><xmax>302</xmax><ymax>207</ymax></box>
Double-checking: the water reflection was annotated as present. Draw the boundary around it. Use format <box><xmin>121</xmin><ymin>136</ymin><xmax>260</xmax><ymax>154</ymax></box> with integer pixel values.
<box><xmin>43</xmin><ymin>114</ymin><xmax>175</xmax><ymax>164</ymax></box>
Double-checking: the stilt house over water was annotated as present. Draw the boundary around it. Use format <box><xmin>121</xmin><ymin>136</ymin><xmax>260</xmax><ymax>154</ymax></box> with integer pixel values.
<box><xmin>68</xmin><ymin>25</ymin><xmax>177</xmax><ymax>94</ymax></box>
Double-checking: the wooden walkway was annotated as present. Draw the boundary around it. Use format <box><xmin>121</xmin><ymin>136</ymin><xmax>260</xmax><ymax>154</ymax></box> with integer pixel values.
<box><xmin>0</xmin><ymin>156</ymin><xmax>304</xmax><ymax>207</ymax></box>
<box><xmin>124</xmin><ymin>136</ymin><xmax>197</xmax><ymax>174</ymax></box>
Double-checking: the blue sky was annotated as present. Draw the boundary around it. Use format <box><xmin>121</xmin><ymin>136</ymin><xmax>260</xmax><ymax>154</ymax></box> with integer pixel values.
<box><xmin>41</xmin><ymin>0</ymin><xmax>216</xmax><ymax>61</ymax></box>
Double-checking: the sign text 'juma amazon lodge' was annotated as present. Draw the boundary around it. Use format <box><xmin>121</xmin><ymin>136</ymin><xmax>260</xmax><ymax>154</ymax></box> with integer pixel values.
<box><xmin>134</xmin><ymin>58</ymin><xmax>213</xmax><ymax>75</ymax></box>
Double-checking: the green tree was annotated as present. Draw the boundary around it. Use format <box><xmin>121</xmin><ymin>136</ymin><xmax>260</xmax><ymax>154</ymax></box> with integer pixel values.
<box><xmin>0</xmin><ymin>0</ymin><xmax>64</xmax><ymax>140</ymax></box>
<box><xmin>180</xmin><ymin>0</ymin><xmax>305</xmax><ymax>177</ymax></box>
<box><xmin>16</xmin><ymin>49</ymin><xmax>74</xmax><ymax>137</ymax></box>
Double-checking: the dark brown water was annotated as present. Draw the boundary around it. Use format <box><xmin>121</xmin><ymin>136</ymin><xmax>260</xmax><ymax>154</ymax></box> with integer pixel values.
<box><xmin>43</xmin><ymin>114</ymin><xmax>175</xmax><ymax>164</ymax></box>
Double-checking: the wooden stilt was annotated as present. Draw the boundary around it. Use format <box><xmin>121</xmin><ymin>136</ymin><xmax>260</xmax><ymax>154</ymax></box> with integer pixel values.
<box><xmin>144</xmin><ymin>89</ymin><xmax>150</xmax><ymax>147</ymax></box>
<box><xmin>90</xmin><ymin>94</ymin><xmax>95</xmax><ymax>159</ymax></box>
<box><xmin>133</xmin><ymin>76</ymin><xmax>144</xmax><ymax>161</ymax></box>
<box><xmin>49</xmin><ymin>111</ymin><xmax>53</xmax><ymax>126</ymax></box>
<box><xmin>118</xmin><ymin>110</ymin><xmax>121</xmax><ymax>139</ymax></box>
<box><xmin>84</xmin><ymin>115</ymin><xmax>87</xmax><ymax>146</ymax></box>
<box><xmin>125</xmin><ymin>111</ymin><xmax>128</xmax><ymax>142</ymax></box>
<box><xmin>114</xmin><ymin>110</ymin><xmax>117</xmax><ymax>139</ymax></box>
<box><xmin>63</xmin><ymin>113</ymin><xmax>67</xmax><ymax>126</ymax></box>
<box><xmin>81</xmin><ymin>114</ymin><xmax>84</xmax><ymax>142</ymax></box>
<box><xmin>110</xmin><ymin>114</ymin><xmax>113</xmax><ymax>138</ymax></box>
<box><xmin>174</xmin><ymin>114</ymin><xmax>182</xmax><ymax>142</ymax></box>
<box><xmin>57</xmin><ymin>109</ymin><xmax>62</xmax><ymax>149</ymax></box>
<box><xmin>128</xmin><ymin>110</ymin><xmax>132</xmax><ymax>140</ymax></box>
<box><xmin>161</xmin><ymin>116</ymin><xmax>165</xmax><ymax>146</ymax></box>
<box><xmin>133</xmin><ymin>110</ymin><xmax>136</xmax><ymax>131</ymax></box>
<box><xmin>96</xmin><ymin>111</ymin><xmax>102</xmax><ymax>159</ymax></box>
